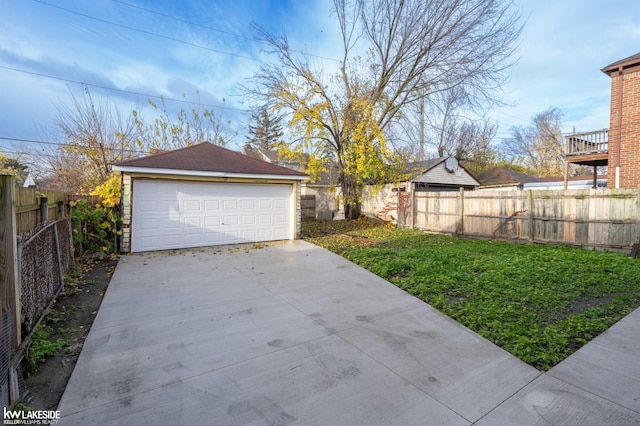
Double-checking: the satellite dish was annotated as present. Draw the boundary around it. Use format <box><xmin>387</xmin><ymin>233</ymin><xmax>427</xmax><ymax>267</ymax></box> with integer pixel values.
<box><xmin>445</xmin><ymin>157</ymin><xmax>459</xmax><ymax>173</ymax></box>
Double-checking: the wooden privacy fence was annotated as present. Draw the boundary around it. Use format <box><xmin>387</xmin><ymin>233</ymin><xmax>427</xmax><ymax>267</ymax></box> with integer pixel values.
<box><xmin>399</xmin><ymin>188</ymin><xmax>640</xmax><ymax>251</ymax></box>
<box><xmin>15</xmin><ymin>187</ymin><xmax>71</xmax><ymax>235</ymax></box>
<box><xmin>301</xmin><ymin>194</ymin><xmax>316</xmax><ymax>219</ymax></box>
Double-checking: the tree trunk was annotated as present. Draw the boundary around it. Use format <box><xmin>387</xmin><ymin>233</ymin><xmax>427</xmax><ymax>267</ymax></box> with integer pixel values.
<box><xmin>340</xmin><ymin>172</ymin><xmax>360</xmax><ymax>219</ymax></box>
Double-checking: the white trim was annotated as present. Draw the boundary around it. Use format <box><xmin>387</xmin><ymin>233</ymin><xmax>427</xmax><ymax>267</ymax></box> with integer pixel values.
<box><xmin>112</xmin><ymin>165</ymin><xmax>309</xmax><ymax>181</ymax></box>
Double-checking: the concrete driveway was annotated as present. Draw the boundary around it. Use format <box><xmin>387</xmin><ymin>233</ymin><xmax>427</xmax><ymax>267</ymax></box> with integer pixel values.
<box><xmin>57</xmin><ymin>241</ymin><xmax>638</xmax><ymax>425</ymax></box>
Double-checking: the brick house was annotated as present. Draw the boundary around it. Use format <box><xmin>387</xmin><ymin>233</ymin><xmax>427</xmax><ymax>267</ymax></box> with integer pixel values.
<box><xmin>564</xmin><ymin>52</ymin><xmax>640</xmax><ymax>189</ymax></box>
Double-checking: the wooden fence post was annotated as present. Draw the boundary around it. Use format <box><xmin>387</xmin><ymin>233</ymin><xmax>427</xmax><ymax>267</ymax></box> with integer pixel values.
<box><xmin>528</xmin><ymin>190</ymin><xmax>534</xmax><ymax>242</ymax></box>
<box><xmin>459</xmin><ymin>188</ymin><xmax>465</xmax><ymax>235</ymax></box>
<box><xmin>411</xmin><ymin>183</ymin><xmax>416</xmax><ymax>229</ymax></box>
<box><xmin>0</xmin><ymin>175</ymin><xmax>20</xmax><ymax>350</ymax></box>
<box><xmin>39</xmin><ymin>196</ymin><xmax>48</xmax><ymax>224</ymax></box>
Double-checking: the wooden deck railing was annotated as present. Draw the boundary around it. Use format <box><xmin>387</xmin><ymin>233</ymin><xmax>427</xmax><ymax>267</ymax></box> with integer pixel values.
<box><xmin>565</xmin><ymin>129</ymin><xmax>609</xmax><ymax>156</ymax></box>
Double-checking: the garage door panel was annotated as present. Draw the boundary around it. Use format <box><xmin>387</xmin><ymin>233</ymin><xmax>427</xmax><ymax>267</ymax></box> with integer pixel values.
<box><xmin>137</xmin><ymin>221</ymin><xmax>160</xmax><ymax>233</ymax></box>
<box><xmin>132</xmin><ymin>180</ymin><xmax>292</xmax><ymax>252</ymax></box>
<box><xmin>257</xmin><ymin>229</ymin><xmax>273</xmax><ymax>238</ymax></box>
<box><xmin>258</xmin><ymin>200</ymin><xmax>272</xmax><ymax>210</ymax></box>
<box><xmin>184</xmin><ymin>234</ymin><xmax>203</xmax><ymax>244</ymax></box>
<box><xmin>223</xmin><ymin>200</ymin><xmax>238</xmax><ymax>210</ymax></box>
<box><xmin>223</xmin><ymin>230</ymin><xmax>240</xmax><ymax>242</ymax></box>
<box><xmin>183</xmin><ymin>200</ymin><xmax>201</xmax><ymax>211</ymax></box>
<box><xmin>184</xmin><ymin>217</ymin><xmax>201</xmax><ymax>227</ymax></box>
<box><xmin>242</xmin><ymin>215</ymin><xmax>256</xmax><ymax>225</ymax></box>
<box><xmin>240</xmin><ymin>229</ymin><xmax>256</xmax><ymax>240</ymax></box>
<box><xmin>204</xmin><ymin>216</ymin><xmax>221</xmax><ymax>227</ymax></box>
<box><xmin>222</xmin><ymin>215</ymin><xmax>239</xmax><ymax>226</ymax></box>
<box><xmin>258</xmin><ymin>215</ymin><xmax>272</xmax><ymax>225</ymax></box>
<box><xmin>241</xmin><ymin>200</ymin><xmax>255</xmax><ymax>209</ymax></box>
<box><xmin>273</xmin><ymin>199</ymin><xmax>287</xmax><ymax>209</ymax></box>
<box><xmin>138</xmin><ymin>200</ymin><xmax>160</xmax><ymax>212</ymax></box>
<box><xmin>204</xmin><ymin>200</ymin><xmax>220</xmax><ymax>211</ymax></box>
<box><xmin>160</xmin><ymin>218</ymin><xmax>181</xmax><ymax>229</ymax></box>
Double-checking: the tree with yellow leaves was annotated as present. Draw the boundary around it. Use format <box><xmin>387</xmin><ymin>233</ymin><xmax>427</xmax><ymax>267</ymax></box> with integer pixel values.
<box><xmin>249</xmin><ymin>0</ymin><xmax>521</xmax><ymax>218</ymax></box>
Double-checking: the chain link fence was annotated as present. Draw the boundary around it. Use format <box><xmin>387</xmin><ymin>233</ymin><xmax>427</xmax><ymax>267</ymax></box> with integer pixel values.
<box><xmin>19</xmin><ymin>218</ymin><xmax>74</xmax><ymax>338</ymax></box>
<box><xmin>1</xmin><ymin>309</ymin><xmax>11</xmax><ymax>409</ymax></box>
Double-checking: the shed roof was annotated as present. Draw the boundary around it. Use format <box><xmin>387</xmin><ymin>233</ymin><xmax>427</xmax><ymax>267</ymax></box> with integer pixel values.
<box><xmin>410</xmin><ymin>158</ymin><xmax>479</xmax><ymax>187</ymax></box>
<box><xmin>477</xmin><ymin>167</ymin><xmax>540</xmax><ymax>187</ymax></box>
<box><xmin>406</xmin><ymin>158</ymin><xmax>446</xmax><ymax>179</ymax></box>
<box><xmin>602</xmin><ymin>52</ymin><xmax>640</xmax><ymax>75</ymax></box>
<box><xmin>113</xmin><ymin>142</ymin><xmax>308</xmax><ymax>179</ymax></box>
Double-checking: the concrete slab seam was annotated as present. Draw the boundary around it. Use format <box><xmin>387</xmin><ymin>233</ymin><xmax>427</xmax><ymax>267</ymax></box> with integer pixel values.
<box><xmin>329</xmin><ymin>326</ymin><xmax>472</xmax><ymax>423</ymax></box>
<box><xmin>545</xmin><ymin>370</ymin><xmax>640</xmax><ymax>415</ymax></box>
<box><xmin>471</xmin><ymin>372</ymin><xmax>544</xmax><ymax>424</ymax></box>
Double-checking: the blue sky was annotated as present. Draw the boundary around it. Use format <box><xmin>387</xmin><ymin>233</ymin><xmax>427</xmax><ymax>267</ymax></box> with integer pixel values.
<box><xmin>1</xmin><ymin>0</ymin><xmax>639</xmax><ymax>157</ymax></box>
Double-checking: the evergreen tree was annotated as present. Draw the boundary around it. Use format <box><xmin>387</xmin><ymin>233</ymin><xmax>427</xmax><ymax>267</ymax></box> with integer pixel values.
<box><xmin>246</xmin><ymin>106</ymin><xmax>284</xmax><ymax>150</ymax></box>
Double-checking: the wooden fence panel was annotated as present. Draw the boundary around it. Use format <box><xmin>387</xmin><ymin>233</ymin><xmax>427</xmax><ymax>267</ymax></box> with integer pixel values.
<box><xmin>414</xmin><ymin>192</ymin><xmax>459</xmax><ymax>234</ymax></box>
<box><xmin>301</xmin><ymin>194</ymin><xmax>316</xmax><ymax>219</ymax></box>
<box><xmin>385</xmin><ymin>187</ymin><xmax>640</xmax><ymax>251</ymax></box>
<box><xmin>15</xmin><ymin>188</ymin><xmax>71</xmax><ymax>236</ymax></box>
<box><xmin>462</xmin><ymin>191</ymin><xmax>529</xmax><ymax>240</ymax></box>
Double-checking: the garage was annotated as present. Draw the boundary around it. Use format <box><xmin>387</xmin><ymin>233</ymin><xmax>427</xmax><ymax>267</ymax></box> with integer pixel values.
<box><xmin>112</xmin><ymin>142</ymin><xmax>308</xmax><ymax>253</ymax></box>
<box><xmin>132</xmin><ymin>180</ymin><xmax>291</xmax><ymax>252</ymax></box>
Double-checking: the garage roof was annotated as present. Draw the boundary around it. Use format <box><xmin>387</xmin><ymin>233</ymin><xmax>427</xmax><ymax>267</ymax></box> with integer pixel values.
<box><xmin>113</xmin><ymin>142</ymin><xmax>308</xmax><ymax>180</ymax></box>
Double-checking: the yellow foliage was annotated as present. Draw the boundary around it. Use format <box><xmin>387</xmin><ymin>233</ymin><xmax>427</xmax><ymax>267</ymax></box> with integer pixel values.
<box><xmin>91</xmin><ymin>175</ymin><xmax>121</xmax><ymax>209</ymax></box>
<box><xmin>273</xmin><ymin>75</ymin><xmax>408</xmax><ymax>216</ymax></box>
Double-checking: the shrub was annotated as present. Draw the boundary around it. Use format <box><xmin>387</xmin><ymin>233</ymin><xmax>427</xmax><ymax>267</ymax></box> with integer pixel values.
<box><xmin>71</xmin><ymin>175</ymin><xmax>121</xmax><ymax>255</ymax></box>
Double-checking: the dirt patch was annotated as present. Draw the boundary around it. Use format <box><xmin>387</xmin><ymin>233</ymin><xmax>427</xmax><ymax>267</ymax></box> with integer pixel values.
<box><xmin>21</xmin><ymin>256</ymin><xmax>119</xmax><ymax>410</ymax></box>
<box><xmin>569</xmin><ymin>293</ymin><xmax>618</xmax><ymax>316</ymax></box>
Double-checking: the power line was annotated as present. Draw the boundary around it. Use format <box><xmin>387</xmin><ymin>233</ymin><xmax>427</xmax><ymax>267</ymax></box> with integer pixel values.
<box><xmin>112</xmin><ymin>0</ymin><xmax>342</xmax><ymax>64</ymax></box>
<box><xmin>34</xmin><ymin>0</ymin><xmax>264</xmax><ymax>64</ymax></box>
<box><xmin>0</xmin><ymin>136</ymin><xmax>149</xmax><ymax>154</ymax></box>
<box><xmin>0</xmin><ymin>65</ymin><xmax>248</xmax><ymax>113</ymax></box>
<box><xmin>113</xmin><ymin>0</ymin><xmax>256</xmax><ymax>42</ymax></box>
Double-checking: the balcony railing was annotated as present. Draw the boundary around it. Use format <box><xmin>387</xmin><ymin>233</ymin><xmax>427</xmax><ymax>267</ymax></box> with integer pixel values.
<box><xmin>565</xmin><ymin>129</ymin><xmax>609</xmax><ymax>156</ymax></box>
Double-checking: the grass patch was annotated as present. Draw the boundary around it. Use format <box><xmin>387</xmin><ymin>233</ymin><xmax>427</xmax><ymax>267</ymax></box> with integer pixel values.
<box><xmin>302</xmin><ymin>218</ymin><xmax>640</xmax><ymax>370</ymax></box>
<box><xmin>24</xmin><ymin>325</ymin><xmax>67</xmax><ymax>373</ymax></box>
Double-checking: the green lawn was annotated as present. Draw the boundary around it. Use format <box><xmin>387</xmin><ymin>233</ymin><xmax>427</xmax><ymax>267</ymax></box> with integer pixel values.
<box><xmin>302</xmin><ymin>218</ymin><xmax>640</xmax><ymax>370</ymax></box>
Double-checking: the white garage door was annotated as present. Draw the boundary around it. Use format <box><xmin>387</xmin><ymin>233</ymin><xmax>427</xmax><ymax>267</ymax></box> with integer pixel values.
<box><xmin>132</xmin><ymin>180</ymin><xmax>292</xmax><ymax>252</ymax></box>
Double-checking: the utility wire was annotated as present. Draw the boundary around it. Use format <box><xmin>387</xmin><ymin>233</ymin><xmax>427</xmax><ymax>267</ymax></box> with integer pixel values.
<box><xmin>0</xmin><ymin>65</ymin><xmax>248</xmax><ymax>113</ymax></box>
<box><xmin>0</xmin><ymin>136</ymin><xmax>148</xmax><ymax>154</ymax></box>
<box><xmin>112</xmin><ymin>0</ymin><xmax>342</xmax><ymax>64</ymax></box>
<box><xmin>34</xmin><ymin>0</ymin><xmax>264</xmax><ymax>64</ymax></box>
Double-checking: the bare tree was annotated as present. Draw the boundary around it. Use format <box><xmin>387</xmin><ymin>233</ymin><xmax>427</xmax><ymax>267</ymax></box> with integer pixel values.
<box><xmin>25</xmin><ymin>90</ymin><xmax>235</xmax><ymax>193</ymax></box>
<box><xmin>133</xmin><ymin>94</ymin><xmax>234</xmax><ymax>151</ymax></box>
<box><xmin>27</xmin><ymin>89</ymin><xmax>139</xmax><ymax>193</ymax></box>
<box><xmin>503</xmin><ymin>107</ymin><xmax>565</xmax><ymax>177</ymax></box>
<box><xmin>249</xmin><ymin>0</ymin><xmax>522</xmax><ymax>218</ymax></box>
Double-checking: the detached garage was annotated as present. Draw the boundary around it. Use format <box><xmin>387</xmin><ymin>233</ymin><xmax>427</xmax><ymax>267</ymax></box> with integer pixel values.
<box><xmin>112</xmin><ymin>142</ymin><xmax>308</xmax><ymax>253</ymax></box>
